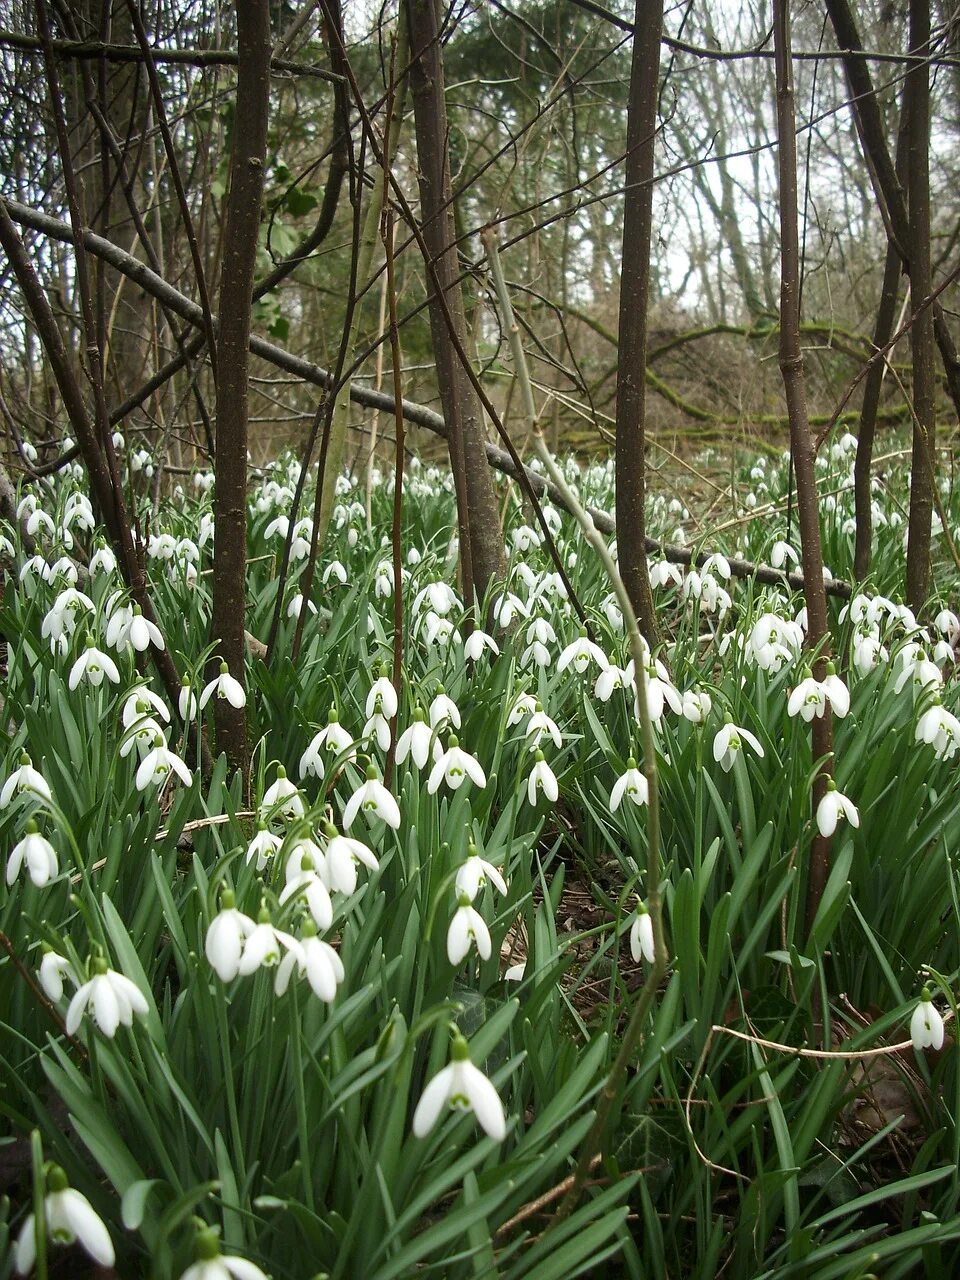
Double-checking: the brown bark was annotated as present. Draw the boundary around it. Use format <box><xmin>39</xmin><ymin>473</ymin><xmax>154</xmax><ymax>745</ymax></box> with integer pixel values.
<box><xmin>404</xmin><ymin>0</ymin><xmax>506</xmax><ymax>608</ymax></box>
<box><xmin>904</xmin><ymin>0</ymin><xmax>936</xmax><ymax>609</ymax></box>
<box><xmin>211</xmin><ymin>0</ymin><xmax>271</xmax><ymax>776</ymax></box>
<box><xmin>614</xmin><ymin>0</ymin><xmax>661</xmax><ymax>644</ymax></box>
<box><xmin>773</xmin><ymin>0</ymin><xmax>834</xmax><ymax>942</ymax></box>
<box><xmin>824</xmin><ymin>0</ymin><xmax>960</xmax><ymax>423</ymax></box>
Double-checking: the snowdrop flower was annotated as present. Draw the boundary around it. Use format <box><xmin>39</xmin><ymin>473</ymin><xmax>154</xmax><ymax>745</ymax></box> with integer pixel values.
<box><xmin>770</xmin><ymin>541</ymin><xmax>799</xmax><ymax>570</ymax></box>
<box><xmin>447</xmin><ymin>894</ymin><xmax>492</xmax><ymax>965</ymax></box>
<box><xmin>343</xmin><ymin>762</ymin><xmax>402</xmax><ymax>828</ymax></box>
<box><xmin>363</xmin><ymin>707</ymin><xmax>392</xmax><ymax>752</ymax></box>
<box><xmin>286</xmin><ymin>593</ymin><xmax>317</xmax><ymax>621</ymax></box>
<box><xmin>629</xmin><ymin>901</ymin><xmax>655</xmax><ymax>964</ymax></box>
<box><xmin>507</xmin><ymin>692</ymin><xmax>538</xmax><ymax>726</ymax></box>
<box><xmin>6</xmin><ymin>821</ymin><xmax>58</xmax><ymax>887</ymax></box>
<box><xmin>822</xmin><ymin>665</ymin><xmax>851</xmax><ymax>717</ymax></box>
<box><xmin>260</xmin><ymin>766</ymin><xmax>305</xmax><ymax>821</ymax></box>
<box><xmin>104</xmin><ymin>597</ymin><xmax>134</xmax><ymax>652</ymax></box>
<box><xmin>15</xmin><ymin>1164</ymin><xmax>115</xmax><ymax>1274</ymax></box>
<box><xmin>26</xmin><ymin>507</ymin><xmax>56</xmax><ymax>540</ymax></box>
<box><xmin>122</xmin><ymin>686</ymin><xmax>171</xmax><ymax>729</ymax></box>
<box><xmin>595</xmin><ymin>664</ymin><xmax>633</xmax><ymax>702</ymax></box>
<box><xmin>68</xmin><ymin>638</ymin><xmax>121</xmax><ymax>690</ymax></box>
<box><xmin>245</xmin><ymin>823</ymin><xmax>282</xmax><ymax>871</ymax></box>
<box><xmin>649</xmin><ymin>559</ymin><xmax>683</xmax><ymax>589</ymax></box>
<box><xmin>602</xmin><ymin>594</ymin><xmax>624</xmax><ymax>630</ymax></box>
<box><xmin>119</xmin><ymin>717</ymin><xmax>168</xmax><ymax>760</ymax></box>
<box><xmin>557</xmin><ymin>628</ymin><xmax>609</xmax><ymax>675</ymax></box>
<box><xmin>396</xmin><ymin>709</ymin><xmax>437</xmax><ymax>770</ymax></box>
<box><xmin>492</xmin><ymin>591</ymin><xmax>529</xmax><ymax>628</ymax></box>
<box><xmin>1</xmin><ymin>753</ymin><xmax>53</xmax><ymax>808</ymax></box>
<box><xmin>200</xmin><ymin>661</ymin><xmax>246</xmax><ymax>710</ymax></box>
<box><xmin>274</xmin><ymin>919</ymin><xmax>345</xmax><ymax>1003</ymax></box>
<box><xmin>815</xmin><ymin>780</ymin><xmax>860</xmax><ymax>838</ymax></box>
<box><xmin>787</xmin><ymin>674</ymin><xmax>829</xmax><ymax>722</ymax></box>
<box><xmin>429</xmin><ymin>689</ymin><xmax>461</xmax><ymax>731</ymax></box>
<box><xmin>934</xmin><ymin>608</ymin><xmax>960</xmax><ymax>645</ymax></box>
<box><xmin>412</xmin><ymin>1033</ymin><xmax>506</xmax><ymax>1141</ymax></box>
<box><xmin>525</xmin><ymin>704</ymin><xmax>562</xmax><ymax>750</ymax></box>
<box><xmin>238</xmin><ymin>910</ymin><xmax>302</xmax><ymax>977</ymax></box>
<box><xmin>637</xmin><ymin>660</ymin><xmax>682</xmax><ymax>722</ymax></box>
<box><xmin>125</xmin><ymin>606</ymin><xmax>165</xmax><ymax>653</ymax></box>
<box><xmin>610</xmin><ymin>757</ymin><xmax>648</xmax><ymax>810</ymax></box>
<box><xmin>893</xmin><ymin>651</ymin><xmax>942</xmax><ymax>697</ymax></box>
<box><xmin>702</xmin><ymin>553</ymin><xmax>731</xmax><ymax>581</ymax></box>
<box><xmin>279</xmin><ymin>845</ymin><xmax>334</xmax><ymax>929</ymax></box>
<box><xmin>39</xmin><ymin>950</ymin><xmax>75</xmax><ymax>1002</ymax></box>
<box><xmin>178</xmin><ymin>1225</ymin><xmax>268</xmax><ymax>1280</ymax></box>
<box><xmin>322</xmin><ymin>559</ymin><xmax>348</xmax><ymax>586</ymax></box>
<box><xmin>428</xmin><ymin>736</ymin><xmax>486</xmax><ymax>795</ymax></box>
<box><xmin>852</xmin><ymin>632</ymin><xmax>888</xmax><ymax>675</ymax></box>
<box><xmin>915</xmin><ymin>700</ymin><xmax>960</xmax><ymax>760</ymax></box>
<box><xmin>455</xmin><ymin>844</ymin><xmax>507</xmax><ymax>900</ymax></box>
<box><xmin>179</xmin><ymin>678</ymin><xmax>199</xmax><ymax>721</ymax></box>
<box><xmin>526</xmin><ymin>750</ymin><xmax>559</xmax><ymax>805</ymax></box>
<box><xmin>712</xmin><ymin>720</ymin><xmax>765</xmax><ymax>773</ymax></box>
<box><xmin>299</xmin><ymin>709</ymin><xmax>356</xmax><ymax>778</ymax></box>
<box><xmin>424</xmin><ymin>611</ymin><xmax>459</xmax><ymax>647</ymax></box>
<box><xmin>135</xmin><ymin>735</ymin><xmax>193</xmax><ymax>791</ymax></box>
<box><xmin>366</xmin><ymin>672</ymin><xmax>398</xmax><ymax>721</ymax></box>
<box><xmin>910</xmin><ymin>987</ymin><xmax>945</xmax><ymax>1052</ymax></box>
<box><xmin>66</xmin><ymin>955</ymin><xmax>149</xmax><ymax>1037</ymax></box>
<box><xmin>511</xmin><ymin>524</ymin><xmax>542</xmax><ymax>554</ymax></box>
<box><xmin>681</xmin><ymin>689</ymin><xmax>712</xmax><ymax>723</ymax></box>
<box><xmin>464</xmin><ymin>629</ymin><xmax>499</xmax><ymax>661</ymax></box>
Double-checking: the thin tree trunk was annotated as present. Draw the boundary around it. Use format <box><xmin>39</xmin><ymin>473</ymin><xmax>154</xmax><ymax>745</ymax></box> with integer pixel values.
<box><xmin>825</xmin><ymin>0</ymin><xmax>960</xmax><ymax>422</ymax></box>
<box><xmin>404</xmin><ymin>0</ymin><xmax>506</xmax><ymax>608</ymax></box>
<box><xmin>211</xmin><ymin>0</ymin><xmax>271</xmax><ymax>775</ymax></box>
<box><xmin>904</xmin><ymin>0</ymin><xmax>936</xmax><ymax>609</ymax></box>
<box><xmin>614</xmin><ymin>0</ymin><xmax>661</xmax><ymax>644</ymax></box>
<box><xmin>773</xmin><ymin>0</ymin><xmax>834</xmax><ymax>941</ymax></box>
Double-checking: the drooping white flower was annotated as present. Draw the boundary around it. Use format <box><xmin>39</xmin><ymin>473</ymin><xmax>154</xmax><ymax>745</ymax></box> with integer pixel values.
<box><xmin>428</xmin><ymin>689</ymin><xmax>461</xmax><ymax>731</ymax></box>
<box><xmin>712</xmin><ymin>720</ymin><xmax>765</xmax><ymax>773</ymax></box>
<box><xmin>260</xmin><ymin>766</ymin><xmax>305</xmax><ymax>822</ymax></box>
<box><xmin>524</xmin><ymin>704</ymin><xmax>562</xmax><ymax>750</ymax></box>
<box><xmin>915</xmin><ymin>700</ymin><xmax>960</xmax><ymax>760</ymax></box>
<box><xmin>205</xmin><ymin>890</ymin><xmax>257</xmax><ymax>982</ymax></box>
<box><xmin>787</xmin><ymin>675</ymin><xmax>829</xmax><ymax>722</ymax></box>
<box><xmin>319</xmin><ymin>820</ymin><xmax>379</xmax><ymax>895</ymax></box>
<box><xmin>464</xmin><ymin>629</ymin><xmax>499</xmax><ymax>661</ymax></box>
<box><xmin>179</xmin><ymin>678</ymin><xmax>199</xmax><ymax>721</ymax></box>
<box><xmin>200</xmin><ymin>661</ymin><xmax>246</xmax><ymax>710</ymax></box>
<box><xmin>815</xmin><ymin>781</ymin><xmax>860</xmax><ymax>838</ymax></box>
<box><xmin>366</xmin><ymin>672</ymin><xmax>399</xmax><ymax>721</ymax></box>
<box><xmin>681</xmin><ymin>689</ymin><xmax>713</xmax><ymax>723</ymax></box>
<box><xmin>455</xmin><ymin>844</ymin><xmax>508</xmax><ymax>900</ymax></box>
<box><xmin>447</xmin><ymin>894</ymin><xmax>492</xmax><ymax>965</ymax></box>
<box><xmin>39</xmin><ymin>950</ymin><xmax>75</xmax><ymax>1002</ymax></box>
<box><xmin>557</xmin><ymin>628</ymin><xmax>609</xmax><ymax>675</ymax></box>
<box><xmin>279</xmin><ymin>843</ymin><xmax>334</xmax><ymax>930</ymax></box>
<box><xmin>507</xmin><ymin>692</ymin><xmax>538</xmax><ymax>727</ymax></box>
<box><xmin>427</xmin><ymin>736</ymin><xmax>486</xmax><ymax>795</ymax></box>
<box><xmin>237</xmin><ymin>912</ymin><xmax>302</xmax><ymax>977</ymax></box>
<box><xmin>343</xmin><ymin>763</ymin><xmax>402</xmax><ymax>828</ymax></box>
<box><xmin>610</xmin><ymin>757</ymin><xmax>648</xmax><ymax>810</ymax></box>
<box><xmin>65</xmin><ymin>956</ymin><xmax>149</xmax><ymax>1037</ymax></box>
<box><xmin>274</xmin><ymin>920</ymin><xmax>345</xmax><ymax>1003</ymax></box>
<box><xmin>135</xmin><ymin>735</ymin><xmax>193</xmax><ymax>791</ymax></box>
<box><xmin>245</xmin><ymin>824</ymin><xmax>283</xmax><ymax>871</ymax></box>
<box><xmin>595</xmin><ymin>664</ymin><xmax>633</xmax><ymax>702</ymax></box>
<box><xmin>127</xmin><ymin>606</ymin><xmax>165</xmax><ymax>653</ymax></box>
<box><xmin>526</xmin><ymin>751</ymin><xmax>559</xmax><ymax>805</ymax></box>
<box><xmin>0</xmin><ymin>754</ymin><xmax>53</xmax><ymax>808</ymax></box>
<box><xmin>68</xmin><ymin>638</ymin><xmax>121</xmax><ymax>690</ymax></box>
<box><xmin>770</xmin><ymin>541</ymin><xmax>799</xmax><ymax>570</ymax></box>
<box><xmin>7</xmin><ymin>821</ymin><xmax>58</xmax><ymax>887</ymax></box>
<box><xmin>122</xmin><ymin>686</ymin><xmax>171</xmax><ymax>729</ymax></box>
<box><xmin>15</xmin><ymin>1165</ymin><xmax>115</xmax><ymax>1274</ymax></box>
<box><xmin>649</xmin><ymin>559</ymin><xmax>683</xmax><ymax>589</ymax></box>
<box><xmin>177</xmin><ymin>1226</ymin><xmax>268</xmax><ymax>1280</ymax></box>
<box><xmin>412</xmin><ymin>1033</ymin><xmax>506</xmax><ymax>1141</ymax></box>
<box><xmin>395</xmin><ymin>709</ymin><xmax>437</xmax><ymax>771</ymax></box>
<box><xmin>629</xmin><ymin>902</ymin><xmax>655</xmax><ymax>964</ymax></box>
<box><xmin>298</xmin><ymin>709</ymin><xmax>356</xmax><ymax>778</ymax></box>
<box><xmin>910</xmin><ymin>987</ymin><xmax>945</xmax><ymax>1052</ymax></box>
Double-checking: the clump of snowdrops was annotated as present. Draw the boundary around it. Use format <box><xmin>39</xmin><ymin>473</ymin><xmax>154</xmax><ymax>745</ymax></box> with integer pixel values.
<box><xmin>2</xmin><ymin>434</ymin><xmax>960</xmax><ymax>1278</ymax></box>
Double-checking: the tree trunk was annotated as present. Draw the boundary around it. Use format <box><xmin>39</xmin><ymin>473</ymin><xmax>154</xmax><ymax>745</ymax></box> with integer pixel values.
<box><xmin>904</xmin><ymin>0</ymin><xmax>936</xmax><ymax>609</ymax></box>
<box><xmin>211</xmin><ymin>0</ymin><xmax>271</xmax><ymax>775</ymax></box>
<box><xmin>772</xmin><ymin>0</ymin><xmax>834</xmax><ymax>942</ymax></box>
<box><xmin>404</xmin><ymin>0</ymin><xmax>506</xmax><ymax>608</ymax></box>
<box><xmin>614</xmin><ymin>0</ymin><xmax>661</xmax><ymax>644</ymax></box>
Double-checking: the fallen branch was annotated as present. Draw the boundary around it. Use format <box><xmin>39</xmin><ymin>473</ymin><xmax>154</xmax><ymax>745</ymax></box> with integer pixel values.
<box><xmin>5</xmin><ymin>198</ymin><xmax>852</xmax><ymax>600</ymax></box>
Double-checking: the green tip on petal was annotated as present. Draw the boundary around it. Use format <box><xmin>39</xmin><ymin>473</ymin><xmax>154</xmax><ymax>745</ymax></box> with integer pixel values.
<box><xmin>19</xmin><ymin>751</ymin><xmax>31</xmax><ymax>766</ymax></box>
<box><xmin>921</xmin><ymin>985</ymin><xmax>933</xmax><ymax>1002</ymax></box>
<box><xmin>447</xmin><ymin>734</ymin><xmax>459</xmax><ymax>750</ymax></box>
<box><xmin>534</xmin><ymin>750</ymin><xmax>545</xmax><ymax>763</ymax></box>
<box><xmin>825</xmin><ymin>779</ymin><xmax>837</xmax><ymax>793</ymax></box>
<box><xmin>436</xmin><ymin>684</ymin><xmax>445</xmax><ymax>695</ymax></box>
<box><xmin>365</xmin><ymin>762</ymin><xmax>378</xmax><ymax>780</ymax></box>
<box><xmin>450</xmin><ymin>1033</ymin><xmax>470</xmax><ymax>1062</ymax></box>
<box><xmin>219</xmin><ymin>661</ymin><xmax>229</xmax><ymax>674</ymax></box>
<box><xmin>221</xmin><ymin>887</ymin><xmax>236</xmax><ymax>910</ymax></box>
<box><xmin>301</xmin><ymin>916</ymin><xmax>318</xmax><ymax>938</ymax></box>
<box><xmin>626</xmin><ymin>756</ymin><xmax>638</xmax><ymax>770</ymax></box>
<box><xmin>637</xmin><ymin>900</ymin><xmax>649</xmax><ymax>916</ymax></box>
<box><xmin>535</xmin><ymin>701</ymin><xmax>544</xmax><ymax>713</ymax></box>
<box><xmin>456</xmin><ymin>892</ymin><xmax>472</xmax><ymax>909</ymax></box>
<box><xmin>467</xmin><ymin>841</ymin><xmax>478</xmax><ymax>858</ymax></box>
<box><xmin>92</xmin><ymin>955</ymin><xmax>109</xmax><ymax>976</ymax></box>
<box><xmin>578</xmin><ymin>625</ymin><xmax>588</xmax><ymax>637</ymax></box>
<box><xmin>826</xmin><ymin>661</ymin><xmax>837</xmax><ymax>676</ymax></box>
<box><xmin>323</xmin><ymin>820</ymin><xmax>339</xmax><ymax>838</ymax></box>
<box><xmin>413</xmin><ymin>707</ymin><xmax>426</xmax><ymax>722</ymax></box>
<box><xmin>182</xmin><ymin>676</ymin><xmax>191</xmax><ymax>687</ymax></box>
<box><xmin>46</xmin><ymin>1165</ymin><xmax>69</xmax><ymax>1193</ymax></box>
<box><xmin>25</xmin><ymin>818</ymin><xmax>39</xmax><ymax>835</ymax></box>
<box><xmin>85</xmin><ymin>635</ymin><xmax>95</xmax><ymax>649</ymax></box>
<box><xmin>257</xmin><ymin>903</ymin><xmax>271</xmax><ymax>924</ymax></box>
<box><xmin>133</xmin><ymin>604</ymin><xmax>143</xmax><ymax>616</ymax></box>
<box><xmin>328</xmin><ymin>707</ymin><xmax>340</xmax><ymax>723</ymax></box>
<box><xmin>276</xmin><ymin>765</ymin><xmax>287</xmax><ymax>779</ymax></box>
